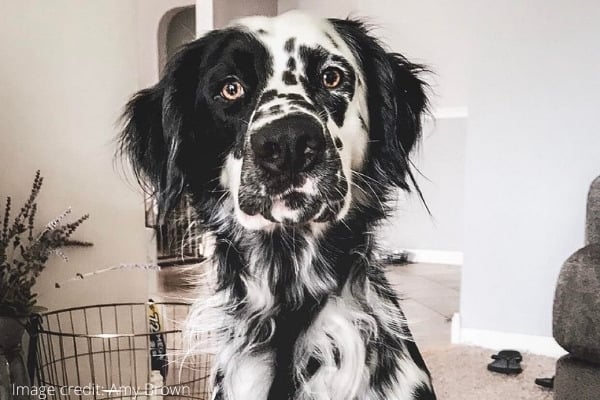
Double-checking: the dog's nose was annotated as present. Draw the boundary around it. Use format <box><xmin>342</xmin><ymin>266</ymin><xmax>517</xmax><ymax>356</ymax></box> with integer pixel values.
<box><xmin>251</xmin><ymin>115</ymin><xmax>325</xmax><ymax>175</ymax></box>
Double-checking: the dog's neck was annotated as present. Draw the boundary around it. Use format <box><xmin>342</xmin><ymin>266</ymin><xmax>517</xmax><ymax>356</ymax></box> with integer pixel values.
<box><xmin>210</xmin><ymin>209</ymin><xmax>374</xmax><ymax>310</ymax></box>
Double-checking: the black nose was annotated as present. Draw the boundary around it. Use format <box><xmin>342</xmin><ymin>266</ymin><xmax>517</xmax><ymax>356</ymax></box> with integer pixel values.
<box><xmin>250</xmin><ymin>115</ymin><xmax>325</xmax><ymax>175</ymax></box>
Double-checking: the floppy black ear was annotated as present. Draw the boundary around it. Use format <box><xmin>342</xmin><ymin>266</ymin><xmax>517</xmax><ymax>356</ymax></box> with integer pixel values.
<box><xmin>119</xmin><ymin>40</ymin><xmax>206</xmax><ymax>221</ymax></box>
<box><xmin>120</xmin><ymin>84</ymin><xmax>177</xmax><ymax>215</ymax></box>
<box><xmin>330</xmin><ymin>19</ymin><xmax>429</xmax><ymax>190</ymax></box>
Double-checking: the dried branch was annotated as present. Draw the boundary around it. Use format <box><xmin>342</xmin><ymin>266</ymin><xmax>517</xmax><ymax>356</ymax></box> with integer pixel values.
<box><xmin>0</xmin><ymin>171</ymin><xmax>92</xmax><ymax>316</ymax></box>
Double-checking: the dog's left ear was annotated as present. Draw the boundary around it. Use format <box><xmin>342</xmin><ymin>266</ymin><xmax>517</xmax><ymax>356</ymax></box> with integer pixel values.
<box><xmin>331</xmin><ymin>19</ymin><xmax>428</xmax><ymax>190</ymax></box>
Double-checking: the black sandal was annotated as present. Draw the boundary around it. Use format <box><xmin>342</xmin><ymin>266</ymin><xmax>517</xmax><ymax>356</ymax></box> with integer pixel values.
<box><xmin>534</xmin><ymin>376</ymin><xmax>554</xmax><ymax>389</ymax></box>
<box><xmin>487</xmin><ymin>350</ymin><xmax>523</xmax><ymax>374</ymax></box>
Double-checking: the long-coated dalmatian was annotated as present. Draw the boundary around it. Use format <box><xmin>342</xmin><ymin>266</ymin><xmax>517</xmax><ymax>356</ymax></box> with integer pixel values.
<box><xmin>120</xmin><ymin>10</ymin><xmax>436</xmax><ymax>400</ymax></box>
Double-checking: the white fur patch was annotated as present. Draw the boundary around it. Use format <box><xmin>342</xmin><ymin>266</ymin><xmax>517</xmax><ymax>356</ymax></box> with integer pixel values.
<box><xmin>294</xmin><ymin>296</ymin><xmax>373</xmax><ymax>400</ymax></box>
<box><xmin>219</xmin><ymin>346</ymin><xmax>274</xmax><ymax>400</ymax></box>
<box><xmin>270</xmin><ymin>199</ymin><xmax>301</xmax><ymax>222</ymax></box>
<box><xmin>222</xmin><ymin>154</ymin><xmax>275</xmax><ymax>231</ymax></box>
<box><xmin>297</xmin><ymin>177</ymin><xmax>319</xmax><ymax>196</ymax></box>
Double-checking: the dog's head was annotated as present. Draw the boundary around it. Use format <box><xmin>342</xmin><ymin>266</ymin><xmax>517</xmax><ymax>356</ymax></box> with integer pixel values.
<box><xmin>120</xmin><ymin>11</ymin><xmax>427</xmax><ymax>231</ymax></box>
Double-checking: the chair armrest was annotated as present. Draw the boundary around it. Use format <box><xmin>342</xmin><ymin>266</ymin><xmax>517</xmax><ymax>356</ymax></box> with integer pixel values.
<box><xmin>553</xmin><ymin>244</ymin><xmax>600</xmax><ymax>363</ymax></box>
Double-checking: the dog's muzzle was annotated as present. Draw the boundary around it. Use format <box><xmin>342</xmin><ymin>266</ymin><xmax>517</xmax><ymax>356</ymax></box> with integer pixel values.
<box><xmin>236</xmin><ymin>108</ymin><xmax>347</xmax><ymax>226</ymax></box>
<box><xmin>250</xmin><ymin>114</ymin><xmax>325</xmax><ymax>178</ymax></box>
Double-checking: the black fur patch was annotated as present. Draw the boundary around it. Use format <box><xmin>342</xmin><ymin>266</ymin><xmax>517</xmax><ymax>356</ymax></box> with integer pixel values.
<box><xmin>267</xmin><ymin>299</ymin><xmax>322</xmax><ymax>400</ymax></box>
<box><xmin>282</xmin><ymin>71</ymin><xmax>298</xmax><ymax>85</ymax></box>
<box><xmin>284</xmin><ymin>37</ymin><xmax>296</xmax><ymax>53</ymax></box>
<box><xmin>287</xmin><ymin>57</ymin><xmax>296</xmax><ymax>71</ymax></box>
<box><xmin>287</xmin><ymin>99</ymin><xmax>317</xmax><ymax>113</ymax></box>
<box><xmin>298</xmin><ymin>45</ymin><xmax>355</xmax><ymax>127</ymax></box>
<box><xmin>413</xmin><ymin>385</ymin><xmax>437</xmax><ymax>400</ymax></box>
<box><xmin>260</xmin><ymin>89</ymin><xmax>279</xmax><ymax>105</ymax></box>
<box><xmin>278</xmin><ymin>92</ymin><xmax>305</xmax><ymax>101</ymax></box>
<box><xmin>334</xmin><ymin>137</ymin><xmax>343</xmax><ymax>149</ymax></box>
<box><xmin>252</xmin><ymin>110</ymin><xmax>264</xmax><ymax>121</ymax></box>
<box><xmin>358</xmin><ymin>114</ymin><xmax>368</xmax><ymax>131</ymax></box>
<box><xmin>325</xmin><ymin>31</ymin><xmax>339</xmax><ymax>48</ymax></box>
<box><xmin>282</xmin><ymin>191</ymin><xmax>307</xmax><ymax>209</ymax></box>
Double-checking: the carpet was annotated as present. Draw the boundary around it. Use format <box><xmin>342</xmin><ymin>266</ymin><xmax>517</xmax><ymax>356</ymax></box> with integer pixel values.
<box><xmin>422</xmin><ymin>346</ymin><xmax>556</xmax><ymax>400</ymax></box>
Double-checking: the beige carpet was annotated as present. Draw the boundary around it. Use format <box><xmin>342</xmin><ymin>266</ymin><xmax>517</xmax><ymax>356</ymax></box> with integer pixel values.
<box><xmin>422</xmin><ymin>346</ymin><xmax>556</xmax><ymax>400</ymax></box>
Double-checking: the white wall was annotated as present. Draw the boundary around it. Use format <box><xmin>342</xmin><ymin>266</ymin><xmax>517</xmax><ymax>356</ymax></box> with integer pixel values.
<box><xmin>461</xmin><ymin>0</ymin><xmax>600</xmax><ymax>338</ymax></box>
<box><xmin>379</xmin><ymin>118</ymin><xmax>467</xmax><ymax>255</ymax></box>
<box><xmin>213</xmin><ymin>0</ymin><xmax>277</xmax><ymax>29</ymax></box>
<box><xmin>0</xmin><ymin>0</ymin><xmax>174</xmax><ymax>311</ymax></box>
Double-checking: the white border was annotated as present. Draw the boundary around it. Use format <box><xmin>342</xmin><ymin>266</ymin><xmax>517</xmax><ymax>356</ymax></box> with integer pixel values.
<box><xmin>451</xmin><ymin>313</ymin><xmax>567</xmax><ymax>358</ymax></box>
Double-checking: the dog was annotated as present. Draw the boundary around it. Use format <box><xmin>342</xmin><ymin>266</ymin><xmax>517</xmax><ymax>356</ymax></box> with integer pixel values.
<box><xmin>120</xmin><ymin>10</ymin><xmax>435</xmax><ymax>400</ymax></box>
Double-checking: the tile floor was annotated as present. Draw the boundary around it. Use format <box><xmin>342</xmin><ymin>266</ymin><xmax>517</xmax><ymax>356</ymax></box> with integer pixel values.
<box><xmin>385</xmin><ymin>263</ymin><xmax>461</xmax><ymax>350</ymax></box>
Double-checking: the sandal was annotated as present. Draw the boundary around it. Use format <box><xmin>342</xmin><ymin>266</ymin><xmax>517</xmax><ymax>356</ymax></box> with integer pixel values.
<box><xmin>487</xmin><ymin>350</ymin><xmax>523</xmax><ymax>374</ymax></box>
<box><xmin>534</xmin><ymin>376</ymin><xmax>554</xmax><ymax>389</ymax></box>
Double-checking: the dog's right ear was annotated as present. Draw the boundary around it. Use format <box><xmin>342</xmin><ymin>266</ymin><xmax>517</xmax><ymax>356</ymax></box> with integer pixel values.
<box><xmin>119</xmin><ymin>81</ymin><xmax>185</xmax><ymax>220</ymax></box>
<box><xmin>119</xmin><ymin>32</ymin><xmax>213</xmax><ymax>220</ymax></box>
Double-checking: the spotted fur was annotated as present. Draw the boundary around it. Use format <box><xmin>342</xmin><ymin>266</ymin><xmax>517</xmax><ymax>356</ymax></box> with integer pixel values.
<box><xmin>119</xmin><ymin>10</ymin><xmax>434</xmax><ymax>400</ymax></box>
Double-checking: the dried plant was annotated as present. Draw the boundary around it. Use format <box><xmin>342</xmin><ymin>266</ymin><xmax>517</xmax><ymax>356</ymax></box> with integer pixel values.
<box><xmin>0</xmin><ymin>171</ymin><xmax>92</xmax><ymax>316</ymax></box>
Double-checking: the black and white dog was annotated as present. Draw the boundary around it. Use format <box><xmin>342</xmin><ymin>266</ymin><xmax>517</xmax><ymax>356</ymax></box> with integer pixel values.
<box><xmin>120</xmin><ymin>11</ymin><xmax>435</xmax><ymax>400</ymax></box>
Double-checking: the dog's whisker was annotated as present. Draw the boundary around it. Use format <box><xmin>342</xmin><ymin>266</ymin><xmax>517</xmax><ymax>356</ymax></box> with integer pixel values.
<box><xmin>352</xmin><ymin>169</ymin><xmax>385</xmax><ymax>186</ymax></box>
<box><xmin>351</xmin><ymin>179</ymin><xmax>386</xmax><ymax>214</ymax></box>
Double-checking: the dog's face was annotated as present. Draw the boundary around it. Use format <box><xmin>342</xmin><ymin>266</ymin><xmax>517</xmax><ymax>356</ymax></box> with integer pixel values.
<box><xmin>222</xmin><ymin>13</ymin><xmax>369</xmax><ymax>230</ymax></box>
<box><xmin>120</xmin><ymin>11</ymin><xmax>427</xmax><ymax>231</ymax></box>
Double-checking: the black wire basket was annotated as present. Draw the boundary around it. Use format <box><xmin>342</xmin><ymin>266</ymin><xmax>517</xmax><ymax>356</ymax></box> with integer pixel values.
<box><xmin>32</xmin><ymin>302</ymin><xmax>212</xmax><ymax>400</ymax></box>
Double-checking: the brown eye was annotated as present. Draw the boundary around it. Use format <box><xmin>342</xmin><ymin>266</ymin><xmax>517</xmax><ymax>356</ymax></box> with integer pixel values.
<box><xmin>221</xmin><ymin>81</ymin><xmax>245</xmax><ymax>101</ymax></box>
<box><xmin>322</xmin><ymin>68</ymin><xmax>342</xmax><ymax>89</ymax></box>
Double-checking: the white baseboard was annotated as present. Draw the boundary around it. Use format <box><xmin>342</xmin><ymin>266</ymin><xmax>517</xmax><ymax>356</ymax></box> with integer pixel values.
<box><xmin>451</xmin><ymin>313</ymin><xmax>567</xmax><ymax>358</ymax></box>
<box><xmin>404</xmin><ymin>249</ymin><xmax>463</xmax><ymax>266</ymax></box>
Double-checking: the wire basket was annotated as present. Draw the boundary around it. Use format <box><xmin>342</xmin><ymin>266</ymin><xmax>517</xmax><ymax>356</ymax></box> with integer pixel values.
<box><xmin>32</xmin><ymin>302</ymin><xmax>213</xmax><ymax>400</ymax></box>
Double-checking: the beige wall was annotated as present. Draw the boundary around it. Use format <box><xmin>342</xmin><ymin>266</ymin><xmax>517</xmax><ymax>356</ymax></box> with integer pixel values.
<box><xmin>213</xmin><ymin>0</ymin><xmax>277</xmax><ymax>28</ymax></box>
<box><xmin>0</xmin><ymin>0</ymin><xmax>182</xmax><ymax>311</ymax></box>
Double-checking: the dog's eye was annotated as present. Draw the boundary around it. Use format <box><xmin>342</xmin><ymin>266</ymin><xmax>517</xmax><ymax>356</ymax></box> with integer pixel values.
<box><xmin>322</xmin><ymin>67</ymin><xmax>343</xmax><ymax>89</ymax></box>
<box><xmin>221</xmin><ymin>80</ymin><xmax>245</xmax><ymax>101</ymax></box>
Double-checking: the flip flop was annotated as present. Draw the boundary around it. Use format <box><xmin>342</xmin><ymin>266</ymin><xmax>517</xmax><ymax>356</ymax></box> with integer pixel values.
<box><xmin>487</xmin><ymin>350</ymin><xmax>523</xmax><ymax>374</ymax></box>
<box><xmin>534</xmin><ymin>377</ymin><xmax>554</xmax><ymax>389</ymax></box>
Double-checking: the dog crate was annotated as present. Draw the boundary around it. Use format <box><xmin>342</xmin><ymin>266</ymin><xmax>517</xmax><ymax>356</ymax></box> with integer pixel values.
<box><xmin>32</xmin><ymin>302</ymin><xmax>213</xmax><ymax>400</ymax></box>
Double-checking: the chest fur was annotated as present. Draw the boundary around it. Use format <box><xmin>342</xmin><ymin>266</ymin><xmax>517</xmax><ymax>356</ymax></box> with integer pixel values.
<box><xmin>213</xmin><ymin>286</ymin><xmax>431</xmax><ymax>400</ymax></box>
<box><xmin>202</xmin><ymin>227</ymin><xmax>434</xmax><ymax>400</ymax></box>
<box><xmin>217</xmin><ymin>294</ymin><xmax>373</xmax><ymax>400</ymax></box>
